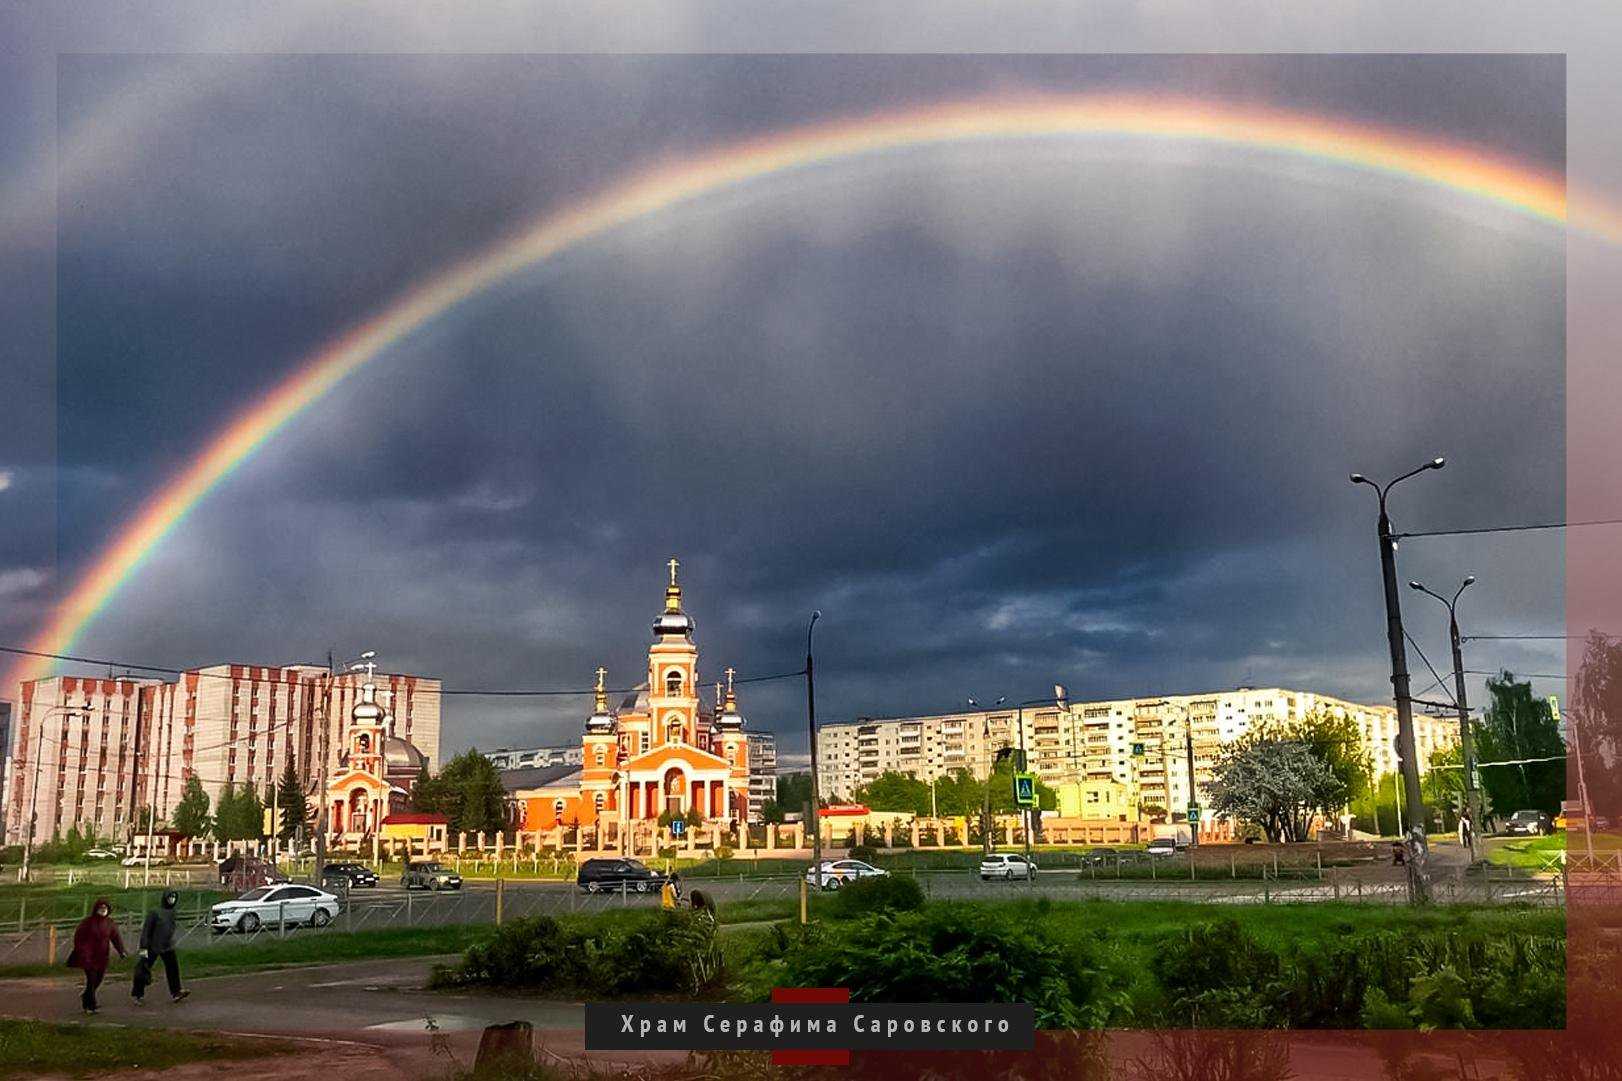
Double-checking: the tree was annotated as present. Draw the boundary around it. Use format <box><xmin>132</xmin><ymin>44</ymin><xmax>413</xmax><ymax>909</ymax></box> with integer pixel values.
<box><xmin>274</xmin><ymin>761</ymin><xmax>309</xmax><ymax>842</ymax></box>
<box><xmin>1571</xmin><ymin>631</ymin><xmax>1622</xmax><ymax>820</ymax></box>
<box><xmin>236</xmin><ymin>786</ymin><xmax>266</xmax><ymax>841</ymax></box>
<box><xmin>855</xmin><ymin>771</ymin><xmax>933</xmax><ymax>815</ymax></box>
<box><xmin>211</xmin><ymin>783</ymin><xmax>239</xmax><ymax>842</ymax></box>
<box><xmin>171</xmin><ymin>774</ymin><xmax>212</xmax><ymax>839</ymax></box>
<box><xmin>1207</xmin><ymin>738</ymin><xmax>1346</xmax><ymax>842</ymax></box>
<box><xmin>759</xmin><ymin>800</ymin><xmax>785</xmax><ymax>824</ymax></box>
<box><xmin>1269</xmin><ymin>709</ymin><xmax>1374</xmax><ymax>813</ymax></box>
<box><xmin>932</xmin><ymin>768</ymin><xmax>985</xmax><ymax>817</ymax></box>
<box><xmin>1475</xmin><ymin>671</ymin><xmax>1565</xmax><ymax>815</ymax></box>
<box><xmin>776</xmin><ymin>772</ymin><xmax>815</xmax><ymax>813</ymax></box>
<box><xmin>412</xmin><ymin>750</ymin><xmax>507</xmax><ymax>835</ymax></box>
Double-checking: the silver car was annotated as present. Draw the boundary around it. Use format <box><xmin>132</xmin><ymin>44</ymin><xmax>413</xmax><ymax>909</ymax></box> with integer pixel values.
<box><xmin>805</xmin><ymin>859</ymin><xmax>888</xmax><ymax>890</ymax></box>
<box><xmin>979</xmin><ymin>853</ymin><xmax>1038</xmax><ymax>880</ymax></box>
<box><xmin>210</xmin><ymin>883</ymin><xmax>340</xmax><ymax>934</ymax></box>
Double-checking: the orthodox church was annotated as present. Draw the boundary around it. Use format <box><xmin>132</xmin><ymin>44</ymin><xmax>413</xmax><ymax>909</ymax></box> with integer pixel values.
<box><xmin>519</xmin><ymin>560</ymin><xmax>751</xmax><ymax>834</ymax></box>
<box><xmin>324</xmin><ymin>662</ymin><xmax>432</xmax><ymax>844</ymax></box>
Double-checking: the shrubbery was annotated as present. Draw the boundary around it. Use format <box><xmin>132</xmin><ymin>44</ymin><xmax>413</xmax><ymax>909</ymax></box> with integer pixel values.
<box><xmin>430</xmin><ymin>910</ymin><xmax>723</xmax><ymax>996</ymax></box>
<box><xmin>829</xmin><ymin>873</ymin><xmax>925</xmax><ymax>918</ymax></box>
<box><xmin>767</xmin><ymin>905</ymin><xmax>1112</xmax><ymax>1029</ymax></box>
<box><xmin>846</xmin><ymin>844</ymin><xmax>878</xmax><ymax>863</ymax></box>
<box><xmin>1149</xmin><ymin>917</ymin><xmax>1565</xmax><ymax>1029</ymax></box>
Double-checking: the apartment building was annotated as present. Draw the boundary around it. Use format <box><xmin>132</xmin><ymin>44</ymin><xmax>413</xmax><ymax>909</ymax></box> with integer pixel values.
<box><xmin>745</xmin><ymin>731</ymin><xmax>778</xmax><ymax>822</ymax></box>
<box><xmin>817</xmin><ymin>687</ymin><xmax>1457</xmax><ymax>814</ymax></box>
<box><xmin>5</xmin><ymin>664</ymin><xmax>441</xmax><ymax>846</ymax></box>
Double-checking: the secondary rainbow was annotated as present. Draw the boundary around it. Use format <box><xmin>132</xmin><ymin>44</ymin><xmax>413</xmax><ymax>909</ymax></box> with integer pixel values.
<box><xmin>11</xmin><ymin>93</ymin><xmax>1571</xmax><ymax>691</ymax></box>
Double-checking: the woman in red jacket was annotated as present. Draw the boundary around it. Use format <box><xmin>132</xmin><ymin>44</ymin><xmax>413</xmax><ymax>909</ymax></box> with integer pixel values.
<box><xmin>66</xmin><ymin>898</ymin><xmax>126</xmax><ymax>1014</ymax></box>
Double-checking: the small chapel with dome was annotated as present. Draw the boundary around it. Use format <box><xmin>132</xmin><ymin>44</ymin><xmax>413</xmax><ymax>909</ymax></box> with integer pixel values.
<box><xmin>324</xmin><ymin>659</ymin><xmax>434</xmax><ymax>844</ymax></box>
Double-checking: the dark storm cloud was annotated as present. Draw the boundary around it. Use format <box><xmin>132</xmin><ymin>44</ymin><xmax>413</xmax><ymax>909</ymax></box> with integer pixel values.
<box><xmin>5</xmin><ymin>52</ymin><xmax>1566</xmax><ymax>753</ymax></box>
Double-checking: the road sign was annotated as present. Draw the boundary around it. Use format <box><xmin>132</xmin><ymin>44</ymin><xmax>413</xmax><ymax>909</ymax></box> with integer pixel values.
<box><xmin>1013</xmin><ymin>772</ymin><xmax>1037</xmax><ymax>808</ymax></box>
<box><xmin>1131</xmin><ymin>742</ymin><xmax>1146</xmax><ymax>757</ymax></box>
<box><xmin>670</xmin><ymin>818</ymin><xmax>685</xmax><ymax>837</ymax></box>
<box><xmin>1188</xmin><ymin>805</ymin><xmax>1201</xmax><ymax>824</ymax></box>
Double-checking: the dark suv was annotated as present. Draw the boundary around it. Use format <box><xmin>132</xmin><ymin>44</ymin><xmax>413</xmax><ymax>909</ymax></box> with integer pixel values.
<box><xmin>321</xmin><ymin>862</ymin><xmax>379</xmax><ymax>889</ymax></box>
<box><xmin>577</xmin><ymin>857</ymin><xmax>667</xmax><ymax>894</ymax></box>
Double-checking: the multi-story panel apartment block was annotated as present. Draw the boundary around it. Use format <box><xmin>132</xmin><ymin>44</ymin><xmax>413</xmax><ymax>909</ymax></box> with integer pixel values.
<box><xmin>745</xmin><ymin>731</ymin><xmax>778</xmax><ymax>822</ymax></box>
<box><xmin>6</xmin><ymin>665</ymin><xmax>441</xmax><ymax>846</ymax></box>
<box><xmin>817</xmin><ymin>687</ymin><xmax>1457</xmax><ymax>816</ymax></box>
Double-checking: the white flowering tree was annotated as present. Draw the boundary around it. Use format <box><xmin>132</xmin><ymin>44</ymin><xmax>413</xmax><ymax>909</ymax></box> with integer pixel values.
<box><xmin>1207</xmin><ymin>738</ymin><xmax>1346</xmax><ymax>842</ymax></box>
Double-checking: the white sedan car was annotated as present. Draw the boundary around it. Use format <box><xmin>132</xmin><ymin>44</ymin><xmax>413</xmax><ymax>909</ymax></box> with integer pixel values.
<box><xmin>210</xmin><ymin>883</ymin><xmax>340</xmax><ymax>934</ymax></box>
<box><xmin>979</xmin><ymin>853</ymin><xmax>1038</xmax><ymax>880</ymax></box>
<box><xmin>805</xmin><ymin>859</ymin><xmax>888</xmax><ymax>890</ymax></box>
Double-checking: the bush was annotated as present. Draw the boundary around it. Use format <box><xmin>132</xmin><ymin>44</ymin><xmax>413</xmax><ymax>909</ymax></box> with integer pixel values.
<box><xmin>847</xmin><ymin>844</ymin><xmax>878</xmax><ymax>863</ymax></box>
<box><xmin>830</xmin><ymin>873</ymin><xmax>925</xmax><ymax>918</ymax></box>
<box><xmin>430</xmin><ymin>910</ymin><xmax>723</xmax><ymax>996</ymax></box>
<box><xmin>777</xmin><ymin>904</ymin><xmax>1109</xmax><ymax>1029</ymax></box>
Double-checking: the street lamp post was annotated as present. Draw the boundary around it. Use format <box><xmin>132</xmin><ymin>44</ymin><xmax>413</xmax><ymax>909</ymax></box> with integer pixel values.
<box><xmin>1013</xmin><ymin>688</ymin><xmax>1068</xmax><ymax>873</ymax></box>
<box><xmin>1351</xmin><ymin>457</ymin><xmax>1444</xmax><ymax>895</ymax></box>
<box><xmin>22</xmin><ymin>705</ymin><xmax>91</xmax><ymax>881</ymax></box>
<box><xmin>968</xmin><ymin>696</ymin><xmax>1006</xmax><ymax>857</ymax></box>
<box><xmin>805</xmin><ymin>613</ymin><xmax>822</xmax><ymax>891</ymax></box>
<box><xmin>1410</xmin><ymin>575</ymin><xmax>1482</xmax><ymax>862</ymax></box>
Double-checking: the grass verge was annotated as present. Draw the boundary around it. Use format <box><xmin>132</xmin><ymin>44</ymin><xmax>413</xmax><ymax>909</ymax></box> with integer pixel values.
<box><xmin>0</xmin><ymin>1017</ymin><xmax>294</xmax><ymax>1077</ymax></box>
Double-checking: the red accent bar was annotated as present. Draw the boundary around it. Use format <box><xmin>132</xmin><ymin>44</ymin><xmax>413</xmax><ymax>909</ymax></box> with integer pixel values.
<box><xmin>771</xmin><ymin>987</ymin><xmax>850</xmax><ymax>1067</ymax></box>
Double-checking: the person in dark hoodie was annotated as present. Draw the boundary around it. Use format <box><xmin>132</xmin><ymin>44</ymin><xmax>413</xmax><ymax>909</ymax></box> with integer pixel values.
<box><xmin>66</xmin><ymin>898</ymin><xmax>126</xmax><ymax>1014</ymax></box>
<box><xmin>130</xmin><ymin>889</ymin><xmax>189</xmax><ymax>1004</ymax></box>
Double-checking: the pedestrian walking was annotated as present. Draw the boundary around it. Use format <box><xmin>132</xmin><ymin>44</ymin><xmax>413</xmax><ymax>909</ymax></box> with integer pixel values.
<box><xmin>131</xmin><ymin>889</ymin><xmax>189</xmax><ymax>1005</ymax></box>
<box><xmin>66</xmin><ymin>898</ymin><xmax>126</xmax><ymax>1014</ymax></box>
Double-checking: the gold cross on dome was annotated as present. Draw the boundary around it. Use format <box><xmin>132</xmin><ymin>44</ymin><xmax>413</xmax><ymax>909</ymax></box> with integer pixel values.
<box><xmin>595</xmin><ymin>666</ymin><xmax>607</xmax><ymax>694</ymax></box>
<box><xmin>725</xmin><ymin>667</ymin><xmax>736</xmax><ymax>694</ymax></box>
<box><xmin>667</xmin><ymin>557</ymin><xmax>680</xmax><ymax>585</ymax></box>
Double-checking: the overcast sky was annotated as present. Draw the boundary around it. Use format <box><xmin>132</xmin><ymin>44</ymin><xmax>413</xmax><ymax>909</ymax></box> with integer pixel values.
<box><xmin>0</xmin><ymin>49</ymin><xmax>1566</xmax><ymax>757</ymax></box>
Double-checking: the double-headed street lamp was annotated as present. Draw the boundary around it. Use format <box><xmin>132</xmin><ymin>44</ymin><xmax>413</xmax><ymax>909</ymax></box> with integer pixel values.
<box><xmin>22</xmin><ymin>705</ymin><xmax>92</xmax><ymax>881</ymax></box>
<box><xmin>1409</xmin><ymin>575</ymin><xmax>1483</xmax><ymax>862</ymax></box>
<box><xmin>1350</xmin><ymin>456</ymin><xmax>1445</xmax><ymax>860</ymax></box>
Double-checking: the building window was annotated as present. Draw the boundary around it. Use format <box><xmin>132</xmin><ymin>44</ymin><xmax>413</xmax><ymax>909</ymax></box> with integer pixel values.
<box><xmin>666</xmin><ymin>670</ymin><xmax>682</xmax><ymax>696</ymax></box>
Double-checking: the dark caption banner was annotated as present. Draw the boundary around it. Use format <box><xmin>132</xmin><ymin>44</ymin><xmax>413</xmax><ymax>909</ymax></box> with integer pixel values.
<box><xmin>585</xmin><ymin>1002</ymin><xmax>1035</xmax><ymax>1051</ymax></box>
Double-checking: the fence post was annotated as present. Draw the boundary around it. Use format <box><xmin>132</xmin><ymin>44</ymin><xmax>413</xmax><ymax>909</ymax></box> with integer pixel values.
<box><xmin>1316</xmin><ymin>851</ymin><xmax>1323</xmax><ymax>881</ymax></box>
<box><xmin>18</xmin><ymin>898</ymin><xmax>24</xmax><ymax>933</ymax></box>
<box><xmin>279</xmin><ymin>901</ymin><xmax>287</xmax><ymax>938</ymax></box>
<box><xmin>1230</xmin><ymin>854</ymin><xmax>1236</xmax><ymax>879</ymax></box>
<box><xmin>407</xmin><ymin>890</ymin><xmax>413</xmax><ymax>925</ymax></box>
<box><xmin>1189</xmin><ymin>854</ymin><xmax>1195</xmax><ymax>881</ymax></box>
<box><xmin>1151</xmin><ymin>858</ymin><xmax>1156</xmax><ymax>882</ymax></box>
<box><xmin>1273</xmin><ymin>853</ymin><xmax>1279</xmax><ymax>879</ymax></box>
<box><xmin>46</xmin><ymin>923</ymin><xmax>57</xmax><ymax>964</ymax></box>
<box><xmin>1263</xmin><ymin>878</ymin><xmax>1270</xmax><ymax>904</ymax></box>
<box><xmin>495</xmin><ymin>878</ymin><xmax>505</xmax><ymax>926</ymax></box>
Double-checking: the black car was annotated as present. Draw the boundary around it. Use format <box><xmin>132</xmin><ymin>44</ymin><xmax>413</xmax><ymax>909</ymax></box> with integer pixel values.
<box><xmin>577</xmin><ymin>857</ymin><xmax>667</xmax><ymax>894</ymax></box>
<box><xmin>321</xmin><ymin>862</ymin><xmax>379</xmax><ymax>889</ymax></box>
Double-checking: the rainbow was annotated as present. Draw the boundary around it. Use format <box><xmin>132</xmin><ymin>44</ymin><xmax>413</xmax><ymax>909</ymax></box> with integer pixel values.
<box><xmin>10</xmin><ymin>93</ymin><xmax>1571</xmax><ymax>691</ymax></box>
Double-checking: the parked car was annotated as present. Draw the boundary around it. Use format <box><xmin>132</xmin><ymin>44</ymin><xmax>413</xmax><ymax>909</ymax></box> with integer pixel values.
<box><xmin>321</xmin><ymin>862</ymin><xmax>379</xmax><ymax>889</ymax></box>
<box><xmin>1080</xmin><ymin>847</ymin><xmax>1116</xmax><ymax>866</ymax></box>
<box><xmin>211</xmin><ymin>883</ymin><xmax>340</xmax><ymax>934</ymax></box>
<box><xmin>576</xmin><ymin>857</ymin><xmax>667</xmax><ymax>894</ymax></box>
<box><xmin>217</xmin><ymin>855</ymin><xmax>287</xmax><ymax>890</ymax></box>
<box><xmin>121</xmin><ymin>854</ymin><xmax>157</xmax><ymax>867</ymax></box>
<box><xmin>1504</xmin><ymin>810</ymin><xmax>1554</xmax><ymax>836</ymax></box>
<box><xmin>1145</xmin><ymin>837</ymin><xmax>1180</xmax><ymax>857</ymax></box>
<box><xmin>805</xmin><ymin>859</ymin><xmax>888</xmax><ymax>891</ymax></box>
<box><xmin>979</xmin><ymin>853</ymin><xmax>1038</xmax><ymax>880</ymax></box>
<box><xmin>401</xmin><ymin>861</ymin><xmax>463</xmax><ymax>891</ymax></box>
<box><xmin>83</xmin><ymin>848</ymin><xmax>118</xmax><ymax>860</ymax></box>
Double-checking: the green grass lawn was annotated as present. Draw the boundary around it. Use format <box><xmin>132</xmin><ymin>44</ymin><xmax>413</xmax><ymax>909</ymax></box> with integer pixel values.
<box><xmin>0</xmin><ymin>1018</ymin><xmax>294</xmax><ymax>1077</ymax></box>
<box><xmin>0</xmin><ymin>883</ymin><xmax>226</xmax><ymax>927</ymax></box>
<box><xmin>1486</xmin><ymin>832</ymin><xmax>1566</xmax><ymax>870</ymax></box>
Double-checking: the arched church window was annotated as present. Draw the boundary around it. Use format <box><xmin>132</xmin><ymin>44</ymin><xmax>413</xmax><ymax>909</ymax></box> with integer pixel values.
<box><xmin>595</xmin><ymin>746</ymin><xmax>606</xmax><ymax>766</ymax></box>
<box><xmin>666</xmin><ymin>670</ymin><xmax>683</xmax><ymax>696</ymax></box>
<box><xmin>553</xmin><ymin>799</ymin><xmax>565</xmax><ymax>815</ymax></box>
<box><xmin>668</xmin><ymin>723</ymin><xmax>683</xmax><ymax>744</ymax></box>
<box><xmin>594</xmin><ymin>792</ymin><xmax>605</xmax><ymax>810</ymax></box>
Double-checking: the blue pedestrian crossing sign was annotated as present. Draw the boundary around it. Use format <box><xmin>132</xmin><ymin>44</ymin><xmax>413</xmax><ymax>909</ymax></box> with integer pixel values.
<box><xmin>1013</xmin><ymin>772</ymin><xmax>1037</xmax><ymax>808</ymax></box>
<box><xmin>671</xmin><ymin>818</ymin><xmax>685</xmax><ymax>837</ymax></box>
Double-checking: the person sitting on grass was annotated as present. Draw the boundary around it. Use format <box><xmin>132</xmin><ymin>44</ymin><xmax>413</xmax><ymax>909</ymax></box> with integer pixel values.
<box><xmin>67</xmin><ymin>898</ymin><xmax>126</xmax><ymax>1015</ymax></box>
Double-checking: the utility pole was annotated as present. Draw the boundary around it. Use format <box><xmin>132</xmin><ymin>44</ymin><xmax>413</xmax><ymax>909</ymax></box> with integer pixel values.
<box><xmin>314</xmin><ymin>651</ymin><xmax>334</xmax><ymax>873</ymax></box>
<box><xmin>1352</xmin><ymin>459</ymin><xmax>1444</xmax><ymax>901</ymax></box>
<box><xmin>1410</xmin><ymin>576</ymin><xmax>1482</xmax><ymax>862</ymax></box>
<box><xmin>1013</xmin><ymin>689</ymin><xmax>1067</xmax><ymax>874</ymax></box>
<box><xmin>805</xmin><ymin>613</ymin><xmax>822</xmax><ymax>891</ymax></box>
<box><xmin>1183</xmin><ymin>712</ymin><xmax>1199</xmax><ymax>848</ymax></box>
<box><xmin>968</xmin><ymin>696</ymin><xmax>1005</xmax><ymax>858</ymax></box>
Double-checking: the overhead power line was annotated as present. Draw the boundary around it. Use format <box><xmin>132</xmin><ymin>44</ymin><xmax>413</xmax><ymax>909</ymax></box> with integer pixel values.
<box><xmin>1395</xmin><ymin>516</ymin><xmax>1622</xmax><ymax>539</ymax></box>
